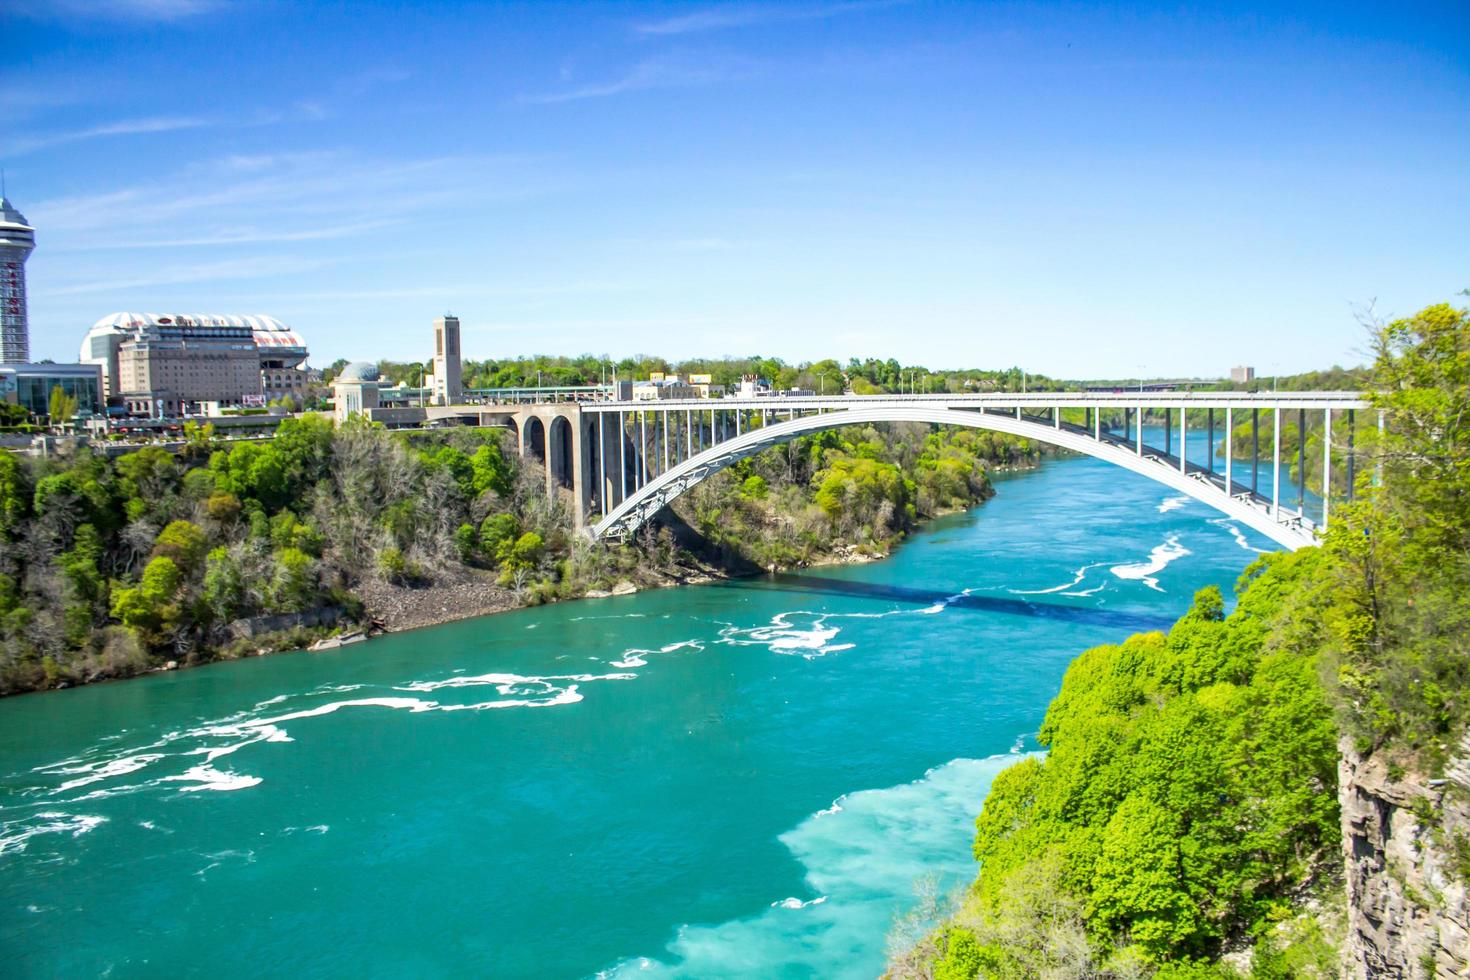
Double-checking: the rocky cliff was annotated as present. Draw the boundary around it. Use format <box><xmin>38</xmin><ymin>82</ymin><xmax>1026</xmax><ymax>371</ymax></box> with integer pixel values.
<box><xmin>1340</xmin><ymin>734</ymin><xmax>1470</xmax><ymax>977</ymax></box>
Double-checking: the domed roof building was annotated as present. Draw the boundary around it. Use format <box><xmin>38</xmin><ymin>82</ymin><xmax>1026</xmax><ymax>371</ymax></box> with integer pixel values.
<box><xmin>331</xmin><ymin>361</ymin><xmax>382</xmax><ymax>422</ymax></box>
<box><xmin>335</xmin><ymin>361</ymin><xmax>380</xmax><ymax>384</ymax></box>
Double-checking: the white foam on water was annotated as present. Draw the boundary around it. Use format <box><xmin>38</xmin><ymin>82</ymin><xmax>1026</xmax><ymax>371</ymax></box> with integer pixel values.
<box><xmin>1157</xmin><ymin>494</ymin><xmax>1191</xmax><ymax>514</ymax></box>
<box><xmin>0</xmin><ymin>812</ymin><xmax>108</xmax><ymax>857</ymax></box>
<box><xmin>917</xmin><ymin>588</ymin><xmax>973</xmax><ymax>614</ymax></box>
<box><xmin>398</xmin><ymin>672</ymin><xmax>632</xmax><ymax>693</ymax></box>
<box><xmin>24</xmin><ymin>672</ymin><xmax>642</xmax><ymax>809</ymax></box>
<box><xmin>1209</xmin><ymin>517</ymin><xmax>1269</xmax><ymax>554</ymax></box>
<box><xmin>162</xmin><ymin>765</ymin><xmax>263</xmax><ymax>793</ymax></box>
<box><xmin>1109</xmin><ymin>534</ymin><xmax>1191</xmax><ymax>592</ymax></box>
<box><xmin>613</xmin><ymin>640</ymin><xmax>705</xmax><ymax>669</ymax></box>
<box><xmin>599</xmin><ymin>754</ymin><xmax>1037</xmax><ymax>979</ymax></box>
<box><xmin>54</xmin><ymin>753</ymin><xmax>165</xmax><ymax>792</ymax></box>
<box><xmin>814</xmin><ymin>795</ymin><xmax>847</xmax><ymax>818</ymax></box>
<box><xmin>1009</xmin><ymin>563</ymin><xmax>1105</xmax><ymax>596</ymax></box>
<box><xmin>1062</xmin><ymin>582</ymin><xmax>1107</xmax><ymax>597</ymax></box>
<box><xmin>719</xmin><ymin>612</ymin><xmax>852</xmax><ymax>659</ymax></box>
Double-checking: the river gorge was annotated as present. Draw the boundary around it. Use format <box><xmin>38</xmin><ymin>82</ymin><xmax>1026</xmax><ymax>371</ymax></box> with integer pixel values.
<box><xmin>1</xmin><ymin>446</ymin><xmax>1272</xmax><ymax>978</ymax></box>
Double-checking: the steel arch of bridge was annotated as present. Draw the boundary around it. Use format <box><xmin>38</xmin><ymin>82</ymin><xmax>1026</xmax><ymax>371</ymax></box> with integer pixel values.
<box><xmin>587</xmin><ymin>401</ymin><xmax>1362</xmax><ymax>550</ymax></box>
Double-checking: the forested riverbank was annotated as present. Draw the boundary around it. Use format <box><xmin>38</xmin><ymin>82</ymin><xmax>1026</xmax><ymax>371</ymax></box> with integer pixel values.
<box><xmin>891</xmin><ymin>301</ymin><xmax>1470</xmax><ymax>978</ymax></box>
<box><xmin>0</xmin><ymin>414</ymin><xmax>1040</xmax><ymax>695</ymax></box>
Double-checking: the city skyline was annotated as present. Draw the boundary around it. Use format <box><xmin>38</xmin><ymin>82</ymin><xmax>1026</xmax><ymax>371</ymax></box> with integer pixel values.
<box><xmin>4</xmin><ymin>0</ymin><xmax>1467</xmax><ymax>376</ymax></box>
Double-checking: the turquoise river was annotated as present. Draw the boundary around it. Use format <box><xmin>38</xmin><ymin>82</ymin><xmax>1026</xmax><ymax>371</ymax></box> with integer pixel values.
<box><xmin>1</xmin><ymin>445</ymin><xmax>1274</xmax><ymax>978</ymax></box>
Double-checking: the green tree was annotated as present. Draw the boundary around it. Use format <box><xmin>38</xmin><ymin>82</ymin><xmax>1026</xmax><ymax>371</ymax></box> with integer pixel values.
<box><xmin>479</xmin><ymin>513</ymin><xmax>520</xmax><ymax>559</ymax></box>
<box><xmin>152</xmin><ymin>520</ymin><xmax>208</xmax><ymax>572</ymax></box>
<box><xmin>0</xmin><ymin>451</ymin><xmax>27</xmax><ymax>534</ymax></box>
<box><xmin>48</xmin><ymin>385</ymin><xmax>79</xmax><ymax>425</ymax></box>
<box><xmin>201</xmin><ymin>546</ymin><xmax>246</xmax><ymax>623</ymax></box>
<box><xmin>110</xmin><ymin>556</ymin><xmax>182</xmax><ymax>635</ymax></box>
<box><xmin>268</xmin><ymin>547</ymin><xmax>317</xmax><ymax>612</ymax></box>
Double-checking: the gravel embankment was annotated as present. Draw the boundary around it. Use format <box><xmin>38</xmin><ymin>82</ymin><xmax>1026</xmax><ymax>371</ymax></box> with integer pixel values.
<box><xmin>355</xmin><ymin>573</ymin><xmax>522</xmax><ymax>633</ymax></box>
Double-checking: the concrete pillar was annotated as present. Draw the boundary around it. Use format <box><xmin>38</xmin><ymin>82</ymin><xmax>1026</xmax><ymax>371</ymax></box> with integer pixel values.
<box><xmin>1272</xmin><ymin>408</ymin><xmax>1281</xmax><ymax>521</ymax></box>
<box><xmin>572</xmin><ymin>413</ymin><xmax>589</xmax><ymax>527</ymax></box>
<box><xmin>1225</xmin><ymin>407</ymin><xmax>1233</xmax><ymax>495</ymax></box>
<box><xmin>1180</xmin><ymin>406</ymin><xmax>1187</xmax><ymax>474</ymax></box>
<box><xmin>543</xmin><ymin>413</ymin><xmax>556</xmax><ymax>501</ymax></box>
<box><xmin>1322</xmin><ymin>409</ymin><xmax>1332</xmax><ymax>529</ymax></box>
<box><xmin>597</xmin><ymin>411</ymin><xmax>606</xmax><ymax>518</ymax></box>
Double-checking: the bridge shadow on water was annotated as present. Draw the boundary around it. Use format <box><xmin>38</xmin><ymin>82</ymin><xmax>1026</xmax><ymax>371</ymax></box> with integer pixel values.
<box><xmin>725</xmin><ymin>574</ymin><xmax>1177</xmax><ymax>634</ymax></box>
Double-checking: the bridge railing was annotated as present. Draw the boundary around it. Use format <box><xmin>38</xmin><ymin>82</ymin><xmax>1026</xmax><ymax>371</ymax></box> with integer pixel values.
<box><xmin>570</xmin><ymin>392</ymin><xmax>1370</xmax><ymax>548</ymax></box>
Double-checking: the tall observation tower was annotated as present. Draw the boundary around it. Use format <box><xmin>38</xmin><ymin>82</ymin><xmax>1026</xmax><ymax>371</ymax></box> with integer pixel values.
<box><xmin>0</xmin><ymin>196</ymin><xmax>35</xmax><ymax>364</ymax></box>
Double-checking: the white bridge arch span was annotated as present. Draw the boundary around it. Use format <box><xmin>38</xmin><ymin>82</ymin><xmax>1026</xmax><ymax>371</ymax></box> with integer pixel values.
<box><xmin>590</xmin><ymin>405</ymin><xmax>1322</xmax><ymax>550</ymax></box>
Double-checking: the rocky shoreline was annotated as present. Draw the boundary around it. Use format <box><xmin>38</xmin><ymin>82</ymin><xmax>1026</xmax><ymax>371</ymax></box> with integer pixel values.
<box><xmin>354</xmin><ymin>572</ymin><xmax>523</xmax><ymax>633</ymax></box>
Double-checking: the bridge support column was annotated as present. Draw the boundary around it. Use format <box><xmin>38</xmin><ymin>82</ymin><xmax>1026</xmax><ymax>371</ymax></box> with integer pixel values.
<box><xmin>573</xmin><ymin>416</ymin><xmax>589</xmax><ymax>527</ymax></box>
<box><xmin>1297</xmin><ymin>408</ymin><xmax>1307</xmax><ymax>517</ymax></box>
<box><xmin>1272</xmin><ymin>409</ymin><xmax>1281</xmax><ymax>521</ymax></box>
<box><xmin>1346</xmin><ymin>409</ymin><xmax>1356</xmax><ymax>499</ymax></box>
<box><xmin>1180</xmin><ymin>408</ymin><xmax>1187</xmax><ymax>473</ymax></box>
<box><xmin>1225</xmin><ymin>407</ymin><xmax>1233</xmax><ymax>494</ymax></box>
<box><xmin>1206</xmin><ymin>409</ymin><xmax>1214</xmax><ymax>474</ymax></box>
<box><xmin>597</xmin><ymin>412</ymin><xmax>607</xmax><ymax>517</ymax></box>
<box><xmin>1252</xmin><ymin>409</ymin><xmax>1260</xmax><ymax>495</ymax></box>
<box><xmin>1322</xmin><ymin>409</ymin><xmax>1332</xmax><ymax>529</ymax></box>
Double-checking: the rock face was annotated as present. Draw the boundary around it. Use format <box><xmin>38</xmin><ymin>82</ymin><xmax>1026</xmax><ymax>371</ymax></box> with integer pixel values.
<box><xmin>228</xmin><ymin>605</ymin><xmax>342</xmax><ymax>639</ymax></box>
<box><xmin>1340</xmin><ymin>734</ymin><xmax>1470</xmax><ymax>977</ymax></box>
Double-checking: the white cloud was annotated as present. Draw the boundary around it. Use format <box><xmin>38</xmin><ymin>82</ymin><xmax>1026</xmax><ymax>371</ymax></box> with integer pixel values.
<box><xmin>3</xmin><ymin>116</ymin><xmax>210</xmax><ymax>156</ymax></box>
<box><xmin>634</xmin><ymin>0</ymin><xmax>904</xmax><ymax>37</ymax></box>
<box><xmin>518</xmin><ymin>58</ymin><xmax>755</xmax><ymax>104</ymax></box>
<box><xmin>39</xmin><ymin>256</ymin><xmax>331</xmax><ymax>297</ymax></box>
<box><xmin>10</xmin><ymin>0</ymin><xmax>222</xmax><ymax>21</ymax></box>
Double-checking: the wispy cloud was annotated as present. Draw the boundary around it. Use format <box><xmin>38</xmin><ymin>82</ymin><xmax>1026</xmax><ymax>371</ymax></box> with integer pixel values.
<box><xmin>52</xmin><ymin>220</ymin><xmax>400</xmax><ymax>252</ymax></box>
<box><xmin>32</xmin><ymin>151</ymin><xmax>560</xmax><ymax>245</ymax></box>
<box><xmin>518</xmin><ymin>57</ymin><xmax>755</xmax><ymax>104</ymax></box>
<box><xmin>3</xmin><ymin>116</ymin><xmax>210</xmax><ymax>155</ymax></box>
<box><xmin>40</xmin><ymin>256</ymin><xmax>331</xmax><ymax>297</ymax></box>
<box><xmin>9</xmin><ymin>0</ymin><xmax>223</xmax><ymax>21</ymax></box>
<box><xmin>634</xmin><ymin>0</ymin><xmax>904</xmax><ymax>37</ymax></box>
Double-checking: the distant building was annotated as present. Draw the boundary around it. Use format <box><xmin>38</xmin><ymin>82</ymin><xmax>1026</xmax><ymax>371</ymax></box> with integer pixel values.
<box><xmin>0</xmin><ymin>196</ymin><xmax>35</xmax><ymax>364</ymax></box>
<box><xmin>331</xmin><ymin>361</ymin><xmax>381</xmax><ymax>422</ymax></box>
<box><xmin>431</xmin><ymin>314</ymin><xmax>462</xmax><ymax>406</ymax></box>
<box><xmin>0</xmin><ymin>362</ymin><xmax>102</xmax><ymax>418</ymax></box>
<box><xmin>735</xmin><ymin>375</ymin><xmax>773</xmax><ymax>398</ymax></box>
<box><xmin>633</xmin><ymin>377</ymin><xmax>697</xmax><ymax>400</ymax></box>
<box><xmin>686</xmin><ymin>373</ymin><xmax>714</xmax><ymax>397</ymax></box>
<box><xmin>1231</xmin><ymin>365</ymin><xmax>1256</xmax><ymax>383</ymax></box>
<box><xmin>80</xmin><ymin>313</ymin><xmax>311</xmax><ymax>414</ymax></box>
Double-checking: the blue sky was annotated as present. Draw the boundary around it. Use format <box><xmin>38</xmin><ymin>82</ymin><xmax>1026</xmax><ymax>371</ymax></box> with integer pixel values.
<box><xmin>3</xmin><ymin>0</ymin><xmax>1467</xmax><ymax>377</ymax></box>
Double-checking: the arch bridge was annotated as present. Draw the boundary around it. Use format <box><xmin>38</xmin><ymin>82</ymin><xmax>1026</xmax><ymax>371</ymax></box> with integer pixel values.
<box><xmin>572</xmin><ymin>392</ymin><xmax>1370</xmax><ymax>551</ymax></box>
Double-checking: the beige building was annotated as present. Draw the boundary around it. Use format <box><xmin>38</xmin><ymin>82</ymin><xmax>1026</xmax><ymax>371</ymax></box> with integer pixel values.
<box><xmin>115</xmin><ymin>320</ymin><xmax>262</xmax><ymax>416</ymax></box>
<box><xmin>81</xmin><ymin>313</ymin><xmax>311</xmax><ymax>410</ymax></box>
<box><xmin>432</xmin><ymin>314</ymin><xmax>462</xmax><ymax>405</ymax></box>
<box><xmin>633</xmin><ymin>377</ymin><xmax>698</xmax><ymax>400</ymax></box>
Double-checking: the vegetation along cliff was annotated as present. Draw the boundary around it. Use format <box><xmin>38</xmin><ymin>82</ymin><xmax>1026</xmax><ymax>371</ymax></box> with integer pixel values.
<box><xmin>0</xmin><ymin>412</ymin><xmax>1030</xmax><ymax>696</ymax></box>
<box><xmin>889</xmin><ymin>300</ymin><xmax>1470</xmax><ymax>978</ymax></box>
